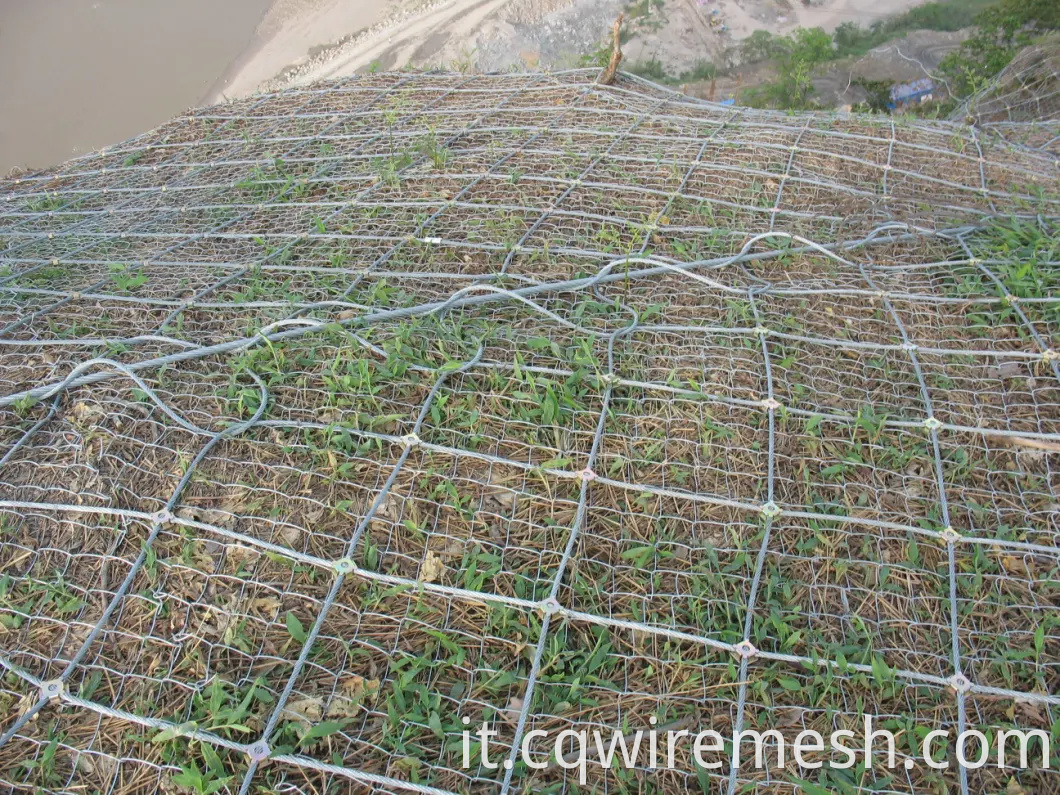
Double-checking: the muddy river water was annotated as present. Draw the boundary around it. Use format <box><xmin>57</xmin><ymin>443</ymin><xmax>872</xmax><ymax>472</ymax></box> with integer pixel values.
<box><xmin>0</xmin><ymin>0</ymin><xmax>273</xmax><ymax>172</ymax></box>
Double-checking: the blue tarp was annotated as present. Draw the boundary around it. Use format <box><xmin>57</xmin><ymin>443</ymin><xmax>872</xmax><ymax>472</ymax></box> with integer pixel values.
<box><xmin>888</xmin><ymin>78</ymin><xmax>935</xmax><ymax>108</ymax></box>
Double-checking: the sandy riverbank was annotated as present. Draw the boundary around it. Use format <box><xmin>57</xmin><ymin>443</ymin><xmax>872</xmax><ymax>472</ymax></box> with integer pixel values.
<box><xmin>204</xmin><ymin>0</ymin><xmax>396</xmax><ymax>104</ymax></box>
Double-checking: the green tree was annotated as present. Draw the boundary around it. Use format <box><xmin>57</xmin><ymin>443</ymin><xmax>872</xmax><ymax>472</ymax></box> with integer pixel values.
<box><xmin>789</xmin><ymin>27</ymin><xmax>835</xmax><ymax>66</ymax></box>
<box><xmin>745</xmin><ymin>27</ymin><xmax>834</xmax><ymax>108</ymax></box>
<box><xmin>741</xmin><ymin>30</ymin><xmax>785</xmax><ymax>63</ymax></box>
<box><xmin>833</xmin><ymin>22</ymin><xmax>870</xmax><ymax>57</ymax></box>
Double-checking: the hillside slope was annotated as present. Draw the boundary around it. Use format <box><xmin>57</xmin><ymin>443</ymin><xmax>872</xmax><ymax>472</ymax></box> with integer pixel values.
<box><xmin>0</xmin><ymin>71</ymin><xmax>1058</xmax><ymax>793</ymax></box>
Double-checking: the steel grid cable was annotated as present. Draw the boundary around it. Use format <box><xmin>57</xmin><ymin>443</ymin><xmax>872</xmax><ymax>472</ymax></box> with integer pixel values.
<box><xmin>0</xmin><ymin>73</ymin><xmax>438</xmax><ymax>343</ymax></box>
<box><xmin>0</xmin><ymin>225</ymin><xmax>960</xmax><ymax>409</ymax></box>
<box><xmin>0</xmin><ymin>71</ymin><xmax>1057</xmax><ymax>794</ymax></box>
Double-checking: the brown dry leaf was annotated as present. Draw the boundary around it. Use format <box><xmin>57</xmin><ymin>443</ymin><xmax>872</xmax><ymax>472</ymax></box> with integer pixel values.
<box><xmin>487</xmin><ymin>519</ymin><xmax>504</xmax><ymax>541</ymax></box>
<box><xmin>175</xmin><ymin>506</ymin><xmax>203</xmax><ymax>522</ymax></box>
<box><xmin>222</xmin><ymin>490</ymin><xmax>248</xmax><ymax>513</ymax></box>
<box><xmin>988</xmin><ymin>361</ymin><xmax>1023</xmax><ymax>380</ymax></box>
<box><xmin>75</xmin><ymin>753</ymin><xmax>96</xmax><ymax>775</ymax></box>
<box><xmin>225</xmin><ymin>543</ymin><xmax>259</xmax><ymax>567</ymax></box>
<box><xmin>502</xmin><ymin>696</ymin><xmax>524</xmax><ymax>726</ymax></box>
<box><xmin>70</xmin><ymin>401</ymin><xmax>106</xmax><ymax>427</ymax></box>
<box><xmin>1012</xmin><ymin>697</ymin><xmax>1047</xmax><ymax>724</ymax></box>
<box><xmin>1006</xmin><ymin>778</ymin><xmax>1028</xmax><ymax>795</ymax></box>
<box><xmin>486</xmin><ymin>466</ymin><xmax>518</xmax><ymax>487</ymax></box>
<box><xmin>80</xmin><ymin>753</ymin><xmax>117</xmax><ymax>782</ymax></box>
<box><xmin>187</xmin><ymin>540</ymin><xmax>218</xmax><ymax>572</ymax></box>
<box><xmin>903</xmin><ymin>460</ymin><xmax>926</xmax><ymax>476</ymax></box>
<box><xmin>774</xmin><ymin>707</ymin><xmax>804</xmax><ymax>728</ymax></box>
<box><xmin>15</xmin><ymin>692</ymin><xmax>36</xmax><ymax>718</ymax></box>
<box><xmin>1016</xmin><ymin>449</ymin><xmax>1048</xmax><ymax>465</ymax></box>
<box><xmin>198</xmin><ymin>607</ymin><xmax>229</xmax><ymax>639</ymax></box>
<box><xmin>247</xmin><ymin>597</ymin><xmax>282</xmax><ymax>615</ymax></box>
<box><xmin>440</xmin><ymin>539</ymin><xmax>464</xmax><ymax>559</ymax></box>
<box><xmin>325</xmin><ymin>677</ymin><xmax>381</xmax><ymax>717</ymax></box>
<box><xmin>1001</xmin><ymin>555</ymin><xmax>1025</xmax><ymax>575</ymax></box>
<box><xmin>342</xmin><ymin>675</ymin><xmax>381</xmax><ymax>699</ymax></box>
<box><xmin>324</xmin><ymin>696</ymin><xmax>360</xmax><ymax>719</ymax></box>
<box><xmin>487</xmin><ymin>489</ymin><xmax>516</xmax><ymax>511</ymax></box>
<box><xmin>281</xmin><ymin>697</ymin><xmax>324</xmax><ymax>724</ymax></box>
<box><xmin>419</xmin><ymin>550</ymin><xmax>445</xmax><ymax>583</ymax></box>
<box><xmin>375</xmin><ymin>495</ymin><xmax>400</xmax><ymax>521</ymax></box>
<box><xmin>200</xmin><ymin>508</ymin><xmax>235</xmax><ymax>530</ymax></box>
<box><xmin>278</xmin><ymin>524</ymin><xmax>302</xmax><ymax>547</ymax></box>
<box><xmin>901</xmin><ymin>482</ymin><xmax>925</xmax><ymax>498</ymax></box>
<box><xmin>319</xmin><ymin>408</ymin><xmax>341</xmax><ymax>424</ymax></box>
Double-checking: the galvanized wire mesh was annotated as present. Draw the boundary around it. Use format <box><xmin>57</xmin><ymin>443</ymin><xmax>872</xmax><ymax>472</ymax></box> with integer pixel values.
<box><xmin>0</xmin><ymin>69</ymin><xmax>1058</xmax><ymax>793</ymax></box>
<box><xmin>954</xmin><ymin>35</ymin><xmax>1060</xmax><ymax>155</ymax></box>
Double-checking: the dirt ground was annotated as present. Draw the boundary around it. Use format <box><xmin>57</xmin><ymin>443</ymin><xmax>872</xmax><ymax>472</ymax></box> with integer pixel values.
<box><xmin>205</xmin><ymin>0</ymin><xmax>405</xmax><ymax>102</ymax></box>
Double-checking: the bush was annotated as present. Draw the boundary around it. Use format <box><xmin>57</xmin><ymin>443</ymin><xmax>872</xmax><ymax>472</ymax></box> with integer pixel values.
<box><xmin>790</xmin><ymin>27</ymin><xmax>835</xmax><ymax>66</ymax></box>
<box><xmin>679</xmin><ymin>60</ymin><xmax>716</xmax><ymax>82</ymax></box>
<box><xmin>742</xmin><ymin>27</ymin><xmax>833</xmax><ymax>108</ymax></box>
<box><xmin>833</xmin><ymin>22</ymin><xmax>873</xmax><ymax>57</ymax></box>
<box><xmin>736</xmin><ymin>0</ymin><xmax>1023</xmax><ymax>110</ymax></box>
<box><xmin>628</xmin><ymin>59</ymin><xmax>669</xmax><ymax>81</ymax></box>
<box><xmin>579</xmin><ymin>44</ymin><xmax>612</xmax><ymax>68</ymax></box>
<box><xmin>756</xmin><ymin>0</ymin><xmax>1000</xmax><ymax>65</ymax></box>
<box><xmin>852</xmin><ymin>78</ymin><xmax>894</xmax><ymax>112</ymax></box>
<box><xmin>741</xmin><ymin>30</ymin><xmax>786</xmax><ymax>63</ymax></box>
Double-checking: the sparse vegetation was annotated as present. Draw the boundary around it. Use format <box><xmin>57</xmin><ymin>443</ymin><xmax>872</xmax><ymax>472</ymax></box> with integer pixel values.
<box><xmin>742</xmin><ymin>27</ymin><xmax>836</xmax><ymax>109</ymax></box>
<box><xmin>0</xmin><ymin>67</ymin><xmax>1057</xmax><ymax>795</ymax></box>
<box><xmin>940</xmin><ymin>0</ymin><xmax>1060</xmax><ymax>98</ymax></box>
<box><xmin>736</xmin><ymin>0</ymin><xmax>1057</xmax><ymax>111</ymax></box>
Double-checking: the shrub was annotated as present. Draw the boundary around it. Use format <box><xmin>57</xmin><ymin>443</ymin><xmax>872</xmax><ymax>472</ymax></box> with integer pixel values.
<box><xmin>628</xmin><ymin>59</ymin><xmax>669</xmax><ymax>81</ymax></box>
<box><xmin>679</xmin><ymin>60</ymin><xmax>716</xmax><ymax>82</ymax></box>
